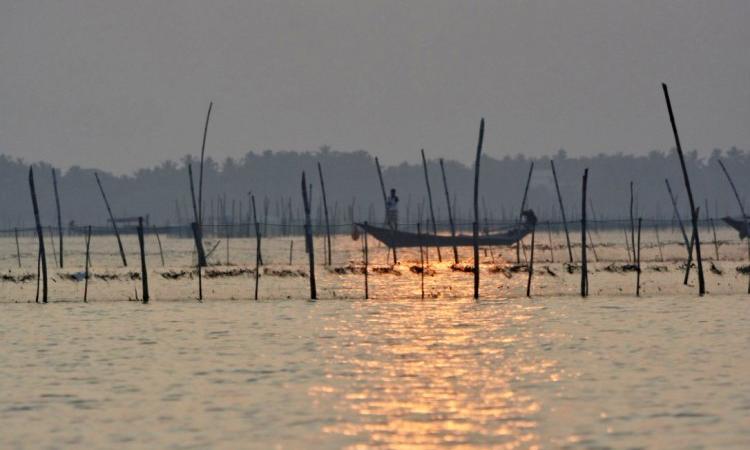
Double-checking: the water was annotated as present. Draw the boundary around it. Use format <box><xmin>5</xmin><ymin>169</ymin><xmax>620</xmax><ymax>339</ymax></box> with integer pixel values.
<box><xmin>1</xmin><ymin>297</ymin><xmax>748</xmax><ymax>449</ymax></box>
<box><xmin>1</xmin><ymin>232</ymin><xmax>750</xmax><ymax>448</ymax></box>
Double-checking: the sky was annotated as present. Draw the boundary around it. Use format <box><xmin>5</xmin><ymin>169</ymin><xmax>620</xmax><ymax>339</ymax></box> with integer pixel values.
<box><xmin>0</xmin><ymin>0</ymin><xmax>748</xmax><ymax>174</ymax></box>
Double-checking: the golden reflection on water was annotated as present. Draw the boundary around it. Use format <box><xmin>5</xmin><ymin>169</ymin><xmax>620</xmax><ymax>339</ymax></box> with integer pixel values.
<box><xmin>311</xmin><ymin>297</ymin><xmax>559</xmax><ymax>449</ymax></box>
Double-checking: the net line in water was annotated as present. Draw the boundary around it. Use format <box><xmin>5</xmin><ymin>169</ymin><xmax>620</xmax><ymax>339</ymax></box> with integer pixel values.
<box><xmin>1</xmin><ymin>217</ymin><xmax>748</xmax><ymax>302</ymax></box>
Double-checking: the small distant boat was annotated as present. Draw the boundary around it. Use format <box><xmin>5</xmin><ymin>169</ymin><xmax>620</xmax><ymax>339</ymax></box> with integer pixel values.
<box><xmin>357</xmin><ymin>210</ymin><xmax>536</xmax><ymax>248</ymax></box>
<box><xmin>722</xmin><ymin>216</ymin><xmax>750</xmax><ymax>239</ymax></box>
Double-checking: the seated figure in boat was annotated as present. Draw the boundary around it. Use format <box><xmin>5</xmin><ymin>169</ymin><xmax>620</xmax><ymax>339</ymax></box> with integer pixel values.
<box><xmin>521</xmin><ymin>209</ymin><xmax>537</xmax><ymax>227</ymax></box>
<box><xmin>385</xmin><ymin>189</ymin><xmax>399</xmax><ymax>229</ymax></box>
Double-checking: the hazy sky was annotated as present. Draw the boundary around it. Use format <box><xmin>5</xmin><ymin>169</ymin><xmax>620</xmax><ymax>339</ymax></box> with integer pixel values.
<box><xmin>0</xmin><ymin>0</ymin><xmax>748</xmax><ymax>173</ymax></box>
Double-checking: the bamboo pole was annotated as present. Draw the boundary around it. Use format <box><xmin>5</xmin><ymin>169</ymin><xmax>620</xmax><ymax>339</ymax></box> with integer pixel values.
<box><xmin>35</xmin><ymin>247</ymin><xmax>41</xmax><ymax>303</ymax></box>
<box><xmin>191</xmin><ymin>222</ymin><xmax>203</xmax><ymax>301</ymax></box>
<box><xmin>546</xmin><ymin>221</ymin><xmax>554</xmax><ymax>262</ymax></box>
<box><xmin>225</xmin><ymin>197</ymin><xmax>231</xmax><ymax>264</ymax></box>
<box><xmin>624</xmin><ymin>229</ymin><xmax>632</xmax><ymax>262</ymax></box>
<box><xmin>587</xmin><ymin>228</ymin><xmax>599</xmax><ymax>262</ymax></box>
<box><xmin>317</xmin><ymin>162</ymin><xmax>333</xmax><ymax>266</ymax></box>
<box><xmin>526</xmin><ymin>221</ymin><xmax>536</xmax><ymax>297</ymax></box>
<box><xmin>94</xmin><ymin>172</ymin><xmax>127</xmax><ymax>267</ymax></box>
<box><xmin>630</xmin><ymin>182</ymin><xmax>636</xmax><ymax>263</ymax></box>
<box><xmin>48</xmin><ymin>227</ymin><xmax>58</xmax><ymax>268</ymax></box>
<box><xmin>581</xmin><ymin>168</ymin><xmax>589</xmax><ymax>297</ymax></box>
<box><xmin>84</xmin><ymin>226</ymin><xmax>91</xmax><ymax>303</ymax></box>
<box><xmin>153</xmin><ymin>226</ymin><xmax>165</xmax><ymax>266</ymax></box>
<box><xmin>473</xmin><ymin>119</ymin><xmax>484</xmax><ymax>300</ymax></box>
<box><xmin>251</xmin><ymin>191</ymin><xmax>264</xmax><ymax>266</ymax></box>
<box><xmin>188</xmin><ymin>166</ymin><xmax>207</xmax><ymax>267</ymax></box>
<box><xmin>29</xmin><ymin>167</ymin><xmax>48</xmax><ymax>303</ymax></box>
<box><xmin>684</xmin><ymin>221</ymin><xmax>697</xmax><ymax>285</ymax></box>
<box><xmin>14</xmin><ymin>227</ymin><xmax>21</xmax><ymax>267</ymax></box>
<box><xmin>717</xmin><ymin>159</ymin><xmax>750</xmax><ymax>292</ymax></box>
<box><xmin>363</xmin><ymin>223</ymin><xmax>369</xmax><ymax>299</ymax></box>
<box><xmin>420</xmin><ymin>149</ymin><xmax>441</xmax><ymax>262</ymax></box>
<box><xmin>655</xmin><ymin>223</ymin><xmax>665</xmax><ymax>262</ymax></box>
<box><xmin>517</xmin><ymin>162</ymin><xmax>534</xmax><ymax>264</ymax></box>
<box><xmin>137</xmin><ymin>217</ymin><xmax>149</xmax><ymax>303</ymax></box>
<box><xmin>665</xmin><ymin>179</ymin><xmax>691</xmax><ymax>254</ymax></box>
<box><xmin>551</xmin><ymin>160</ymin><xmax>573</xmax><ymax>263</ymax></box>
<box><xmin>301</xmin><ymin>172</ymin><xmax>317</xmax><ymax>300</ymax></box>
<box><xmin>705</xmin><ymin>198</ymin><xmax>719</xmax><ymax>261</ymax></box>
<box><xmin>418</xmin><ymin>222</ymin><xmax>424</xmax><ymax>300</ymax></box>
<box><xmin>197</xmin><ymin>101</ymin><xmax>213</xmax><ymax>225</ymax></box>
<box><xmin>663</xmin><ymin>83</ymin><xmax>705</xmax><ymax>296</ymax></box>
<box><xmin>188</xmin><ymin>164</ymin><xmax>199</xmax><ymax>222</ymax></box>
<box><xmin>636</xmin><ymin>217</ymin><xmax>642</xmax><ymax>296</ymax></box>
<box><xmin>52</xmin><ymin>168</ymin><xmax>64</xmax><ymax>268</ymax></box>
<box><xmin>252</xmin><ymin>195</ymin><xmax>261</xmax><ymax>300</ymax></box>
<box><xmin>375</xmin><ymin>157</ymin><xmax>396</xmax><ymax>264</ymax></box>
<box><xmin>439</xmin><ymin>158</ymin><xmax>459</xmax><ymax>263</ymax></box>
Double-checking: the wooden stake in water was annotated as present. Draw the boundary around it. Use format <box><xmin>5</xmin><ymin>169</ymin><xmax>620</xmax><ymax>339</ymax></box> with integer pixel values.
<box><xmin>29</xmin><ymin>167</ymin><xmax>48</xmax><ymax>303</ymax></box>
<box><xmin>526</xmin><ymin>221</ymin><xmax>536</xmax><ymax>297</ymax></box>
<box><xmin>666</xmin><ymin>178</ymin><xmax>692</xmax><ymax>282</ymax></box>
<box><xmin>317</xmin><ymin>162</ymin><xmax>333</xmax><ymax>266</ymax></box>
<box><xmin>188</xmin><ymin>164</ymin><xmax>210</xmax><ymax>267</ymax></box>
<box><xmin>662</xmin><ymin>83</ymin><xmax>705</xmax><ymax>296</ymax></box>
<box><xmin>655</xmin><ymin>223</ymin><xmax>665</xmax><ymax>262</ymax></box>
<box><xmin>252</xmin><ymin>195</ymin><xmax>261</xmax><ymax>300</ymax></box>
<box><xmin>472</xmin><ymin>119</ymin><xmax>484</xmax><ymax>300</ymax></box>
<box><xmin>587</xmin><ymin>228</ymin><xmax>599</xmax><ymax>262</ymax></box>
<box><xmin>517</xmin><ymin>162</ymin><xmax>534</xmax><ymax>264</ymax></box>
<box><xmin>14</xmin><ymin>227</ymin><xmax>21</xmax><ymax>267</ymax></box>
<box><xmin>289</xmin><ymin>240</ymin><xmax>294</xmax><ymax>265</ymax></box>
<box><xmin>580</xmin><ymin>168</ymin><xmax>589</xmax><ymax>297</ymax></box>
<box><xmin>629</xmin><ymin>181</ymin><xmax>636</xmax><ymax>263</ymax></box>
<box><xmin>421</xmin><ymin>149</ymin><xmax>441</xmax><ymax>262</ymax></box>
<box><xmin>482</xmin><ymin>196</ymin><xmax>495</xmax><ymax>264</ymax></box>
<box><xmin>636</xmin><ymin>217</ymin><xmax>642</xmax><ymax>297</ymax></box>
<box><xmin>546</xmin><ymin>221</ymin><xmax>554</xmax><ymax>262</ymax></box>
<box><xmin>137</xmin><ymin>217</ymin><xmax>149</xmax><ymax>303</ymax></box>
<box><xmin>665</xmin><ymin>179</ymin><xmax>691</xmax><ymax>251</ymax></box>
<box><xmin>624</xmin><ymin>227</ymin><xmax>632</xmax><ymax>263</ymax></box>
<box><xmin>94</xmin><ymin>172</ymin><xmax>127</xmax><ymax>267</ymax></box>
<box><xmin>152</xmin><ymin>226</ymin><xmax>165</xmax><ymax>266</ymax></box>
<box><xmin>439</xmin><ymin>159</ymin><xmax>459</xmax><ymax>263</ymax></box>
<box><xmin>705</xmin><ymin>198</ymin><xmax>719</xmax><ymax>261</ymax></box>
<box><xmin>363</xmin><ymin>223</ymin><xmax>369</xmax><ymax>300</ymax></box>
<box><xmin>418</xmin><ymin>222</ymin><xmax>425</xmax><ymax>300</ymax></box>
<box><xmin>551</xmin><ymin>160</ymin><xmax>574</xmax><ymax>263</ymax></box>
<box><xmin>197</xmin><ymin>101</ymin><xmax>213</xmax><ymax>225</ymax></box>
<box><xmin>191</xmin><ymin>222</ymin><xmax>203</xmax><ymax>301</ymax></box>
<box><xmin>301</xmin><ymin>172</ymin><xmax>317</xmax><ymax>300</ymax></box>
<box><xmin>251</xmin><ymin>192</ymin><xmax>264</xmax><ymax>266</ymax></box>
<box><xmin>84</xmin><ymin>226</ymin><xmax>91</xmax><ymax>303</ymax></box>
<box><xmin>52</xmin><ymin>168</ymin><xmax>64</xmax><ymax>268</ymax></box>
<box><xmin>35</xmin><ymin>248</ymin><xmax>41</xmax><ymax>303</ymax></box>
<box><xmin>48</xmin><ymin>227</ymin><xmax>58</xmax><ymax>268</ymax></box>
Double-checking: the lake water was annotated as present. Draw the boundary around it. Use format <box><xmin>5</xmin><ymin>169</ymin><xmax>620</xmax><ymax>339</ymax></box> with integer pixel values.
<box><xmin>1</xmin><ymin>231</ymin><xmax>749</xmax><ymax>448</ymax></box>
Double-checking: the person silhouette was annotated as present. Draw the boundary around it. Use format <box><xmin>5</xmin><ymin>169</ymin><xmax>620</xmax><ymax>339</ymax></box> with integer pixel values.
<box><xmin>385</xmin><ymin>188</ymin><xmax>399</xmax><ymax>229</ymax></box>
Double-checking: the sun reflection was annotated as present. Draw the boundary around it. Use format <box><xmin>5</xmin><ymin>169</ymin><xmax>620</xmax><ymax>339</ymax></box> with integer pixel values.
<box><xmin>311</xmin><ymin>299</ymin><xmax>561</xmax><ymax>448</ymax></box>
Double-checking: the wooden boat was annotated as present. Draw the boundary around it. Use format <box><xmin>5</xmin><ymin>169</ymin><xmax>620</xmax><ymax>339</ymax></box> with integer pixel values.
<box><xmin>357</xmin><ymin>210</ymin><xmax>536</xmax><ymax>248</ymax></box>
<box><xmin>722</xmin><ymin>216</ymin><xmax>750</xmax><ymax>239</ymax></box>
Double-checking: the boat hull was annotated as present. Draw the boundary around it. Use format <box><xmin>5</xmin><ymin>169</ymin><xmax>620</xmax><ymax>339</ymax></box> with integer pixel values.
<box><xmin>356</xmin><ymin>223</ymin><xmax>531</xmax><ymax>248</ymax></box>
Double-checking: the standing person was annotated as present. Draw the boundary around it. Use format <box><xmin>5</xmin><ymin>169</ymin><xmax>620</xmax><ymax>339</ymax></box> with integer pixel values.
<box><xmin>386</xmin><ymin>188</ymin><xmax>399</xmax><ymax>229</ymax></box>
